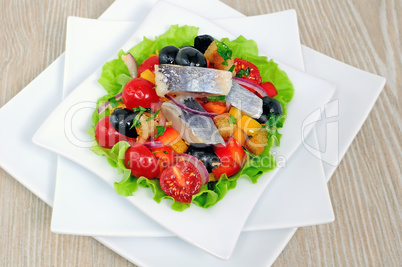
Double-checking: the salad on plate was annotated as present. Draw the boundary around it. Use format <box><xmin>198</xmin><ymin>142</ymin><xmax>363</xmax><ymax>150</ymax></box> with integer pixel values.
<box><xmin>88</xmin><ymin>25</ymin><xmax>294</xmax><ymax>211</ymax></box>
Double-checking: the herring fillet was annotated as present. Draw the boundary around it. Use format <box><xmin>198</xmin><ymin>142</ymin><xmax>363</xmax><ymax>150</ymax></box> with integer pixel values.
<box><xmin>226</xmin><ymin>81</ymin><xmax>263</xmax><ymax>118</ymax></box>
<box><xmin>161</xmin><ymin>101</ymin><xmax>225</xmax><ymax>145</ymax></box>
<box><xmin>155</xmin><ymin>64</ymin><xmax>232</xmax><ymax>97</ymax></box>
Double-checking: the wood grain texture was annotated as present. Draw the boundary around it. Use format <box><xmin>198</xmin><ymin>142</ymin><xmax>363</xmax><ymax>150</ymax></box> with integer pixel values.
<box><xmin>0</xmin><ymin>0</ymin><xmax>400</xmax><ymax>266</ymax></box>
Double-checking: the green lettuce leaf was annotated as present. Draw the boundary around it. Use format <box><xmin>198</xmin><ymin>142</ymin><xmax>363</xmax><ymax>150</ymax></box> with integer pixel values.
<box><xmin>89</xmin><ymin>25</ymin><xmax>294</xmax><ymax>211</ymax></box>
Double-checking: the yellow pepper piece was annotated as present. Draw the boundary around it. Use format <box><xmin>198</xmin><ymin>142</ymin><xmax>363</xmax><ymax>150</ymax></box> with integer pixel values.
<box><xmin>170</xmin><ymin>139</ymin><xmax>188</xmax><ymax>154</ymax></box>
<box><xmin>239</xmin><ymin>115</ymin><xmax>262</xmax><ymax>136</ymax></box>
<box><xmin>229</xmin><ymin>106</ymin><xmax>242</xmax><ymax>122</ymax></box>
<box><xmin>140</xmin><ymin>69</ymin><xmax>155</xmax><ymax>84</ymax></box>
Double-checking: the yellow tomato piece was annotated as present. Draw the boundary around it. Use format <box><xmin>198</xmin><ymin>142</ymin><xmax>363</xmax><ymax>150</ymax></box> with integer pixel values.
<box><xmin>239</xmin><ymin>115</ymin><xmax>262</xmax><ymax>136</ymax></box>
<box><xmin>140</xmin><ymin>69</ymin><xmax>155</xmax><ymax>84</ymax></box>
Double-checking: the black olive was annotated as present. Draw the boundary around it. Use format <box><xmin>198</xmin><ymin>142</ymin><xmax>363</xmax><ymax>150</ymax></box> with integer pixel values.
<box><xmin>175</xmin><ymin>47</ymin><xmax>207</xmax><ymax>67</ymax></box>
<box><xmin>194</xmin><ymin>35</ymin><xmax>214</xmax><ymax>54</ymax></box>
<box><xmin>256</xmin><ymin>96</ymin><xmax>283</xmax><ymax>124</ymax></box>
<box><xmin>186</xmin><ymin>144</ymin><xmax>221</xmax><ymax>172</ymax></box>
<box><xmin>109</xmin><ymin>108</ymin><xmax>139</xmax><ymax>138</ymax></box>
<box><xmin>159</xmin><ymin>46</ymin><xmax>179</xmax><ymax>64</ymax></box>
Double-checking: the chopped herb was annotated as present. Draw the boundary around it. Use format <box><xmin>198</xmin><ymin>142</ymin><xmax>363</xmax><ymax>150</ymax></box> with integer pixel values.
<box><xmin>235</xmin><ymin>66</ymin><xmax>251</xmax><ymax>78</ymax></box>
<box><xmin>262</xmin><ymin>114</ymin><xmax>285</xmax><ymax>146</ymax></box>
<box><xmin>228</xmin><ymin>114</ymin><xmax>237</xmax><ymax>124</ymax></box>
<box><xmin>132</xmin><ymin>106</ymin><xmax>148</xmax><ymax>112</ymax></box>
<box><xmin>109</xmin><ymin>97</ymin><xmax>119</xmax><ymax>109</ymax></box>
<box><xmin>130</xmin><ymin>106</ymin><xmax>147</xmax><ymax>129</ymax></box>
<box><xmin>146</xmin><ymin>109</ymin><xmax>160</xmax><ymax>121</ymax></box>
<box><xmin>155</xmin><ymin>126</ymin><xmax>167</xmax><ymax>138</ymax></box>
<box><xmin>152</xmin><ymin>150</ymin><xmax>169</xmax><ymax>154</ymax></box>
<box><xmin>207</xmin><ymin>95</ymin><xmax>226</xmax><ymax>102</ymax></box>
<box><xmin>215</xmin><ymin>40</ymin><xmax>232</xmax><ymax>66</ymax></box>
<box><xmin>228</xmin><ymin>65</ymin><xmax>235</xmax><ymax>72</ymax></box>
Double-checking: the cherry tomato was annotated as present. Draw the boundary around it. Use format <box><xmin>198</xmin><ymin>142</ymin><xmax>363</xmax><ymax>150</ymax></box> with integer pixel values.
<box><xmin>95</xmin><ymin>116</ymin><xmax>128</xmax><ymax>149</ymax></box>
<box><xmin>233</xmin><ymin>58</ymin><xmax>262</xmax><ymax>85</ymax></box>
<box><xmin>261</xmin><ymin>81</ymin><xmax>278</xmax><ymax>97</ymax></box>
<box><xmin>122</xmin><ymin>78</ymin><xmax>160</xmax><ymax>109</ymax></box>
<box><xmin>160</xmin><ymin>161</ymin><xmax>201</xmax><ymax>203</ymax></box>
<box><xmin>124</xmin><ymin>144</ymin><xmax>160</xmax><ymax>179</ymax></box>
<box><xmin>138</xmin><ymin>56</ymin><xmax>159</xmax><ymax>76</ymax></box>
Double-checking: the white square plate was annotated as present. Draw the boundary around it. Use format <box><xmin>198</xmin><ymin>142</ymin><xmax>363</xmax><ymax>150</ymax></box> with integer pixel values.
<box><xmin>50</xmin><ymin>13</ymin><xmax>334</xmax><ymax>237</ymax></box>
<box><xmin>0</xmin><ymin>0</ymin><xmax>385</xmax><ymax>266</ymax></box>
<box><xmin>32</xmin><ymin>1</ymin><xmax>336</xmax><ymax>259</ymax></box>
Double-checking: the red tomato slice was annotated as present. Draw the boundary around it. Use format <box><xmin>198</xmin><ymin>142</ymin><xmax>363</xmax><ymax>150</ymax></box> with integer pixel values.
<box><xmin>150</xmin><ymin>146</ymin><xmax>175</xmax><ymax>177</ymax></box>
<box><xmin>233</xmin><ymin>58</ymin><xmax>262</xmax><ymax>85</ymax></box>
<box><xmin>160</xmin><ymin>161</ymin><xmax>201</xmax><ymax>203</ymax></box>
<box><xmin>95</xmin><ymin>116</ymin><xmax>128</xmax><ymax>149</ymax></box>
<box><xmin>122</xmin><ymin>78</ymin><xmax>160</xmax><ymax>109</ymax></box>
<box><xmin>138</xmin><ymin>56</ymin><xmax>159</xmax><ymax>76</ymax></box>
<box><xmin>227</xmin><ymin>137</ymin><xmax>246</xmax><ymax>166</ymax></box>
<box><xmin>124</xmin><ymin>144</ymin><xmax>160</xmax><ymax>179</ymax></box>
<box><xmin>261</xmin><ymin>81</ymin><xmax>278</xmax><ymax>97</ymax></box>
<box><xmin>212</xmin><ymin>161</ymin><xmax>241</xmax><ymax>179</ymax></box>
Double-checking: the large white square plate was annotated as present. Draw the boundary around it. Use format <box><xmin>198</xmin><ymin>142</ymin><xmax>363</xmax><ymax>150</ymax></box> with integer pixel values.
<box><xmin>32</xmin><ymin>1</ymin><xmax>336</xmax><ymax>259</ymax></box>
<box><xmin>0</xmin><ymin>0</ymin><xmax>385</xmax><ymax>266</ymax></box>
<box><xmin>50</xmin><ymin>13</ymin><xmax>334</xmax><ymax>237</ymax></box>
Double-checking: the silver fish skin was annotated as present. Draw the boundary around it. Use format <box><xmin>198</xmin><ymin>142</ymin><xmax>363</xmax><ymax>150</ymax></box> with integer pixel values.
<box><xmin>155</xmin><ymin>64</ymin><xmax>232</xmax><ymax>97</ymax></box>
<box><xmin>161</xmin><ymin>101</ymin><xmax>225</xmax><ymax>145</ymax></box>
<box><xmin>226</xmin><ymin>81</ymin><xmax>263</xmax><ymax>118</ymax></box>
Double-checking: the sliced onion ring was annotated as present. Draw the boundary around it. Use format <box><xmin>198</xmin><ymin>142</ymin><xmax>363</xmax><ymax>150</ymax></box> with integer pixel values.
<box><xmin>166</xmin><ymin>95</ymin><xmax>218</xmax><ymax>117</ymax></box>
<box><xmin>233</xmin><ymin>77</ymin><xmax>268</xmax><ymax>98</ymax></box>
<box><xmin>122</xmin><ymin>52</ymin><xmax>138</xmax><ymax>78</ymax></box>
<box><xmin>97</xmin><ymin>93</ymin><xmax>123</xmax><ymax>114</ymax></box>
<box><xmin>175</xmin><ymin>154</ymin><xmax>209</xmax><ymax>185</ymax></box>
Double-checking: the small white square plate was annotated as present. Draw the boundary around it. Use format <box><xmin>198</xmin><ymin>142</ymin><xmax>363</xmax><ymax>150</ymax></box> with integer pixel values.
<box><xmin>32</xmin><ymin>1</ymin><xmax>336</xmax><ymax>259</ymax></box>
<box><xmin>50</xmin><ymin>13</ymin><xmax>334</xmax><ymax>237</ymax></box>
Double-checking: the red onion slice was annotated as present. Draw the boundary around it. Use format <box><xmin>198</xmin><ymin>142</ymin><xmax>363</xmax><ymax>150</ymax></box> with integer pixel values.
<box><xmin>166</xmin><ymin>95</ymin><xmax>218</xmax><ymax>117</ymax></box>
<box><xmin>122</xmin><ymin>53</ymin><xmax>138</xmax><ymax>78</ymax></box>
<box><xmin>233</xmin><ymin>77</ymin><xmax>268</xmax><ymax>98</ymax></box>
<box><xmin>143</xmin><ymin>141</ymin><xmax>164</xmax><ymax>149</ymax></box>
<box><xmin>97</xmin><ymin>93</ymin><xmax>123</xmax><ymax>114</ymax></box>
<box><xmin>175</xmin><ymin>154</ymin><xmax>209</xmax><ymax>185</ymax></box>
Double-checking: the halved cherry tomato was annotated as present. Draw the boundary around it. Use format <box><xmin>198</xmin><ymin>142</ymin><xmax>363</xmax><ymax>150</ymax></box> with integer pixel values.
<box><xmin>124</xmin><ymin>144</ymin><xmax>160</xmax><ymax>179</ymax></box>
<box><xmin>122</xmin><ymin>78</ymin><xmax>160</xmax><ymax>109</ymax></box>
<box><xmin>260</xmin><ymin>81</ymin><xmax>278</xmax><ymax>97</ymax></box>
<box><xmin>233</xmin><ymin>58</ymin><xmax>262</xmax><ymax>85</ymax></box>
<box><xmin>138</xmin><ymin>56</ymin><xmax>159</xmax><ymax>76</ymax></box>
<box><xmin>95</xmin><ymin>116</ymin><xmax>128</xmax><ymax>149</ymax></box>
<box><xmin>160</xmin><ymin>161</ymin><xmax>201</xmax><ymax>203</ymax></box>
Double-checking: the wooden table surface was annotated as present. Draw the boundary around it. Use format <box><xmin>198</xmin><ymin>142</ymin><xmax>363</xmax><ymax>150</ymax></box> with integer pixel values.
<box><xmin>1</xmin><ymin>0</ymin><xmax>400</xmax><ymax>266</ymax></box>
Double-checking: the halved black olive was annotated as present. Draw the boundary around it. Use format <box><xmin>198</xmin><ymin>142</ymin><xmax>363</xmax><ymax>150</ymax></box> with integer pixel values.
<box><xmin>159</xmin><ymin>46</ymin><xmax>179</xmax><ymax>64</ymax></box>
<box><xmin>109</xmin><ymin>108</ymin><xmax>139</xmax><ymax>138</ymax></box>
<box><xmin>175</xmin><ymin>47</ymin><xmax>207</xmax><ymax>67</ymax></box>
<box><xmin>256</xmin><ymin>97</ymin><xmax>283</xmax><ymax>124</ymax></box>
<box><xmin>186</xmin><ymin>144</ymin><xmax>220</xmax><ymax>172</ymax></box>
<box><xmin>194</xmin><ymin>35</ymin><xmax>214</xmax><ymax>54</ymax></box>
